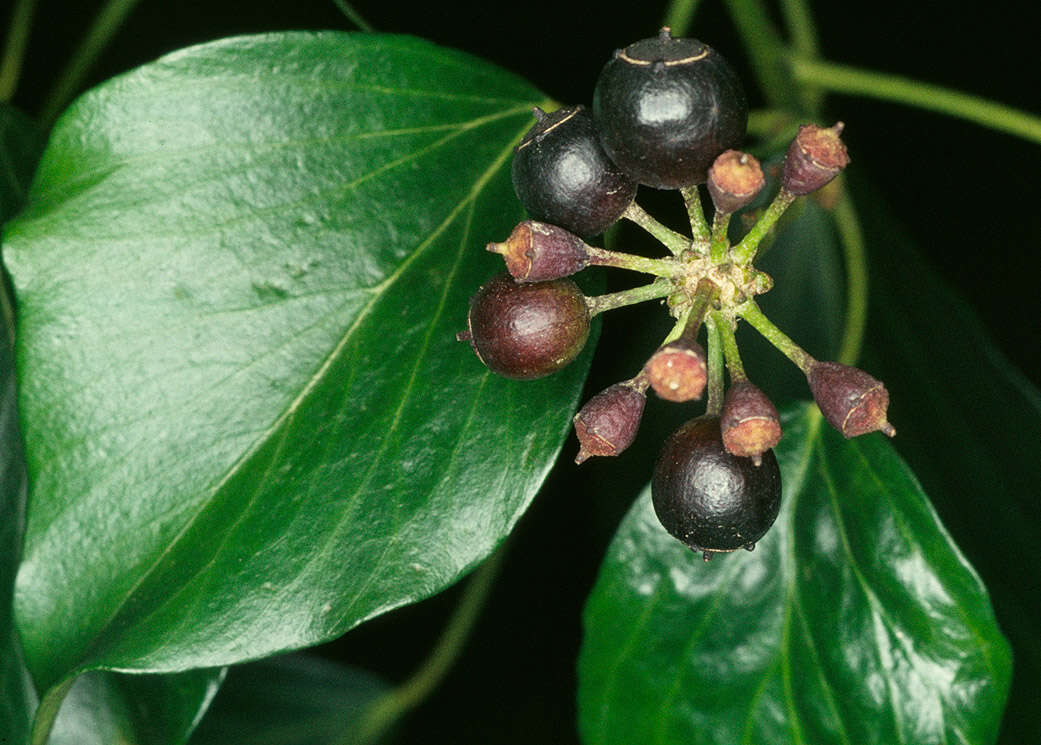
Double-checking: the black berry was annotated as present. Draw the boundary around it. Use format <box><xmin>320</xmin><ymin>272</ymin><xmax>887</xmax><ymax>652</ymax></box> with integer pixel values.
<box><xmin>512</xmin><ymin>105</ymin><xmax>637</xmax><ymax>238</ymax></box>
<box><xmin>652</xmin><ymin>416</ymin><xmax>781</xmax><ymax>557</ymax></box>
<box><xmin>592</xmin><ymin>28</ymin><xmax>747</xmax><ymax>189</ymax></box>
<box><xmin>457</xmin><ymin>273</ymin><xmax>590</xmax><ymax>380</ymax></box>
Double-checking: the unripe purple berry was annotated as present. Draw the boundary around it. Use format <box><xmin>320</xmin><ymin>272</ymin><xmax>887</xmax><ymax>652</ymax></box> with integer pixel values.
<box><xmin>458</xmin><ymin>273</ymin><xmax>590</xmax><ymax>380</ymax></box>
<box><xmin>573</xmin><ymin>379</ymin><xmax>647</xmax><ymax>463</ymax></box>
<box><xmin>808</xmin><ymin>361</ymin><xmax>895</xmax><ymax>438</ymax></box>
<box><xmin>486</xmin><ymin>221</ymin><xmax>591</xmax><ymax>283</ymax></box>
<box><xmin>720</xmin><ymin>381</ymin><xmax>781</xmax><ymax>465</ymax></box>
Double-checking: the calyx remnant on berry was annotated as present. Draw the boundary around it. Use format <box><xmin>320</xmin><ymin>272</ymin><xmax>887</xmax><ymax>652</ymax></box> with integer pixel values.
<box><xmin>644</xmin><ymin>338</ymin><xmax>707</xmax><ymax>402</ymax></box>
<box><xmin>512</xmin><ymin>105</ymin><xmax>636</xmax><ymax>238</ymax></box>
<box><xmin>652</xmin><ymin>416</ymin><xmax>781</xmax><ymax>558</ymax></box>
<box><xmin>592</xmin><ymin>27</ymin><xmax>747</xmax><ymax>189</ymax></box>
<box><xmin>720</xmin><ymin>380</ymin><xmax>781</xmax><ymax>465</ymax></box>
<box><xmin>458</xmin><ymin>273</ymin><xmax>590</xmax><ymax>380</ymax></box>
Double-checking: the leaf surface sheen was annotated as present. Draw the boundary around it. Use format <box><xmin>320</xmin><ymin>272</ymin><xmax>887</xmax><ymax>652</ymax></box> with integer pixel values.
<box><xmin>4</xmin><ymin>32</ymin><xmax>585</xmax><ymax>690</ymax></box>
<box><xmin>579</xmin><ymin>403</ymin><xmax>1010</xmax><ymax>745</ymax></box>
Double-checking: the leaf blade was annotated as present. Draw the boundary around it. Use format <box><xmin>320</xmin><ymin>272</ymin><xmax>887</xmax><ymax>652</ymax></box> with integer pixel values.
<box><xmin>4</xmin><ymin>32</ymin><xmax>588</xmax><ymax>690</ymax></box>
<box><xmin>579</xmin><ymin>404</ymin><xmax>1010</xmax><ymax>745</ymax></box>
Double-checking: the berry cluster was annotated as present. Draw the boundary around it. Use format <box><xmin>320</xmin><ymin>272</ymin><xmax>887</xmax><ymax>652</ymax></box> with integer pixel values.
<box><xmin>458</xmin><ymin>29</ymin><xmax>894</xmax><ymax>560</ymax></box>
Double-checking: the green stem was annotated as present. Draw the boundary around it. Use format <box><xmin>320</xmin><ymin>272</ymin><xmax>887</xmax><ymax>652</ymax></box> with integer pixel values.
<box><xmin>0</xmin><ymin>0</ymin><xmax>37</xmax><ymax>101</ymax></box>
<box><xmin>679</xmin><ymin>186</ymin><xmax>711</xmax><ymax>245</ymax></box>
<box><xmin>703</xmin><ymin>314</ymin><xmax>725</xmax><ymax>416</ymax></box>
<box><xmin>585</xmin><ymin>278</ymin><xmax>673</xmax><ymax>317</ymax></box>
<box><xmin>833</xmin><ymin>188</ymin><xmax>869</xmax><ymax>365</ymax></box>
<box><xmin>723</xmin><ymin>0</ymin><xmax>797</xmax><ymax>109</ymax></box>
<box><xmin>662</xmin><ymin>0</ymin><xmax>703</xmax><ymax>37</ymax></box>
<box><xmin>349</xmin><ymin>548</ymin><xmax>506</xmax><ymax>745</ymax></box>
<box><xmin>621</xmin><ymin>202</ymin><xmax>691</xmax><ymax>255</ymax></box>
<box><xmin>713</xmin><ymin>310</ymin><xmax>747</xmax><ymax>381</ymax></box>
<box><xmin>331</xmin><ymin>0</ymin><xmax>375</xmax><ymax>31</ymax></box>
<box><xmin>731</xmin><ymin>188</ymin><xmax>796</xmax><ymax>264</ymax></box>
<box><xmin>40</xmin><ymin>0</ymin><xmax>143</xmax><ymax>127</ymax></box>
<box><xmin>737</xmin><ymin>300</ymin><xmax>815</xmax><ymax>373</ymax></box>
<box><xmin>778</xmin><ymin>0</ymin><xmax>822</xmax><ymax>112</ymax></box>
<box><xmin>709</xmin><ymin>212</ymin><xmax>731</xmax><ymax>263</ymax></box>
<box><xmin>789</xmin><ymin>56</ymin><xmax>1041</xmax><ymax>146</ymax></box>
<box><xmin>30</xmin><ymin>678</ymin><xmax>75</xmax><ymax>745</ymax></box>
<box><xmin>585</xmin><ymin>246</ymin><xmax>683</xmax><ymax>278</ymax></box>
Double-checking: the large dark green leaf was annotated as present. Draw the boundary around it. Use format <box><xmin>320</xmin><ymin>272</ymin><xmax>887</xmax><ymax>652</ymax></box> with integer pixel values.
<box><xmin>1</xmin><ymin>101</ymin><xmax>44</xmax><ymax>745</ymax></box>
<box><xmin>188</xmin><ymin>654</ymin><xmax>389</xmax><ymax>745</ymax></box>
<box><xmin>857</xmin><ymin>187</ymin><xmax>1041</xmax><ymax>743</ymax></box>
<box><xmin>2</xmin><ymin>32</ymin><xmax>590</xmax><ymax>695</ymax></box>
<box><xmin>578</xmin><ymin>404</ymin><xmax>1010</xmax><ymax>745</ymax></box>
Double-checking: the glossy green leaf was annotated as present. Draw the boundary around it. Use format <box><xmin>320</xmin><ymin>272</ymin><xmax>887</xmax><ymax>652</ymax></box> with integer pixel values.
<box><xmin>188</xmin><ymin>654</ymin><xmax>389</xmax><ymax>745</ymax></box>
<box><xmin>1</xmin><ymin>101</ymin><xmax>42</xmax><ymax>745</ymax></box>
<box><xmin>579</xmin><ymin>404</ymin><xmax>1010</xmax><ymax>745</ymax></box>
<box><xmin>50</xmin><ymin>669</ymin><xmax>223</xmax><ymax>745</ymax></box>
<box><xmin>856</xmin><ymin>186</ymin><xmax>1041</xmax><ymax>743</ymax></box>
<box><xmin>2</xmin><ymin>32</ymin><xmax>589</xmax><ymax>693</ymax></box>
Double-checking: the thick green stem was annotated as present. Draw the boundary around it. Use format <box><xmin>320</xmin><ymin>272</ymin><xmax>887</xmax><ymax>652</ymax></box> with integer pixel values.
<box><xmin>331</xmin><ymin>0</ymin><xmax>375</xmax><ymax>31</ymax></box>
<box><xmin>585</xmin><ymin>246</ymin><xmax>683</xmax><ymax>278</ymax></box>
<box><xmin>723</xmin><ymin>0</ymin><xmax>797</xmax><ymax>109</ymax></box>
<box><xmin>662</xmin><ymin>0</ymin><xmax>703</xmax><ymax>37</ymax></box>
<box><xmin>713</xmin><ymin>310</ymin><xmax>747</xmax><ymax>381</ymax></box>
<box><xmin>30</xmin><ymin>678</ymin><xmax>75</xmax><ymax>745</ymax></box>
<box><xmin>40</xmin><ymin>0</ymin><xmax>143</xmax><ymax>126</ymax></box>
<box><xmin>349</xmin><ymin>548</ymin><xmax>506</xmax><ymax>745</ymax></box>
<box><xmin>679</xmin><ymin>186</ymin><xmax>711</xmax><ymax>245</ymax></box>
<box><xmin>731</xmin><ymin>188</ymin><xmax>796</xmax><ymax>264</ymax></box>
<box><xmin>790</xmin><ymin>56</ymin><xmax>1041</xmax><ymax>146</ymax></box>
<box><xmin>737</xmin><ymin>300</ymin><xmax>815</xmax><ymax>373</ymax></box>
<box><xmin>833</xmin><ymin>189</ymin><xmax>869</xmax><ymax>364</ymax></box>
<box><xmin>778</xmin><ymin>0</ymin><xmax>823</xmax><ymax>111</ymax></box>
<box><xmin>621</xmin><ymin>202</ymin><xmax>691</xmax><ymax>255</ymax></box>
<box><xmin>703</xmin><ymin>314</ymin><xmax>725</xmax><ymax>416</ymax></box>
<box><xmin>0</xmin><ymin>0</ymin><xmax>37</xmax><ymax>101</ymax></box>
<box><xmin>585</xmin><ymin>278</ymin><xmax>673</xmax><ymax>317</ymax></box>
<box><xmin>709</xmin><ymin>212</ymin><xmax>731</xmax><ymax>263</ymax></box>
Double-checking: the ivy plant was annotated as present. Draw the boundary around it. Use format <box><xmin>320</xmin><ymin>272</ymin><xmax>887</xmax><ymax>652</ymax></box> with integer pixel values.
<box><xmin>1</xmin><ymin>1</ymin><xmax>1038</xmax><ymax>743</ymax></box>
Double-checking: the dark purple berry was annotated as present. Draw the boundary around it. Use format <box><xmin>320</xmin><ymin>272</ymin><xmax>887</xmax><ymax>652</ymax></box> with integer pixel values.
<box><xmin>573</xmin><ymin>380</ymin><xmax>647</xmax><ymax>463</ymax></box>
<box><xmin>720</xmin><ymin>381</ymin><xmax>781</xmax><ymax>465</ymax></box>
<box><xmin>592</xmin><ymin>28</ymin><xmax>748</xmax><ymax>189</ymax></box>
<box><xmin>652</xmin><ymin>416</ymin><xmax>781</xmax><ymax>556</ymax></box>
<box><xmin>808</xmin><ymin>361</ymin><xmax>895</xmax><ymax>438</ymax></box>
<box><xmin>643</xmin><ymin>338</ymin><xmax>707</xmax><ymax>402</ymax></box>
<box><xmin>486</xmin><ymin>220</ymin><xmax>591</xmax><ymax>282</ymax></box>
<box><xmin>782</xmin><ymin>123</ymin><xmax>850</xmax><ymax>196</ymax></box>
<box><xmin>707</xmin><ymin>150</ymin><xmax>764</xmax><ymax>214</ymax></box>
<box><xmin>458</xmin><ymin>273</ymin><xmax>590</xmax><ymax>380</ymax></box>
<box><xmin>512</xmin><ymin>105</ymin><xmax>637</xmax><ymax>238</ymax></box>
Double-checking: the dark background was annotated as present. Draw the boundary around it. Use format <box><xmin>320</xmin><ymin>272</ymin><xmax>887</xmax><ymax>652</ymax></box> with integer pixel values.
<box><xmin>9</xmin><ymin>1</ymin><xmax>1041</xmax><ymax>742</ymax></box>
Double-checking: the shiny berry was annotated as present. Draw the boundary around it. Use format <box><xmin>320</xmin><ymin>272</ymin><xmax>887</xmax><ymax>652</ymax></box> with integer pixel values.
<box><xmin>652</xmin><ymin>416</ymin><xmax>781</xmax><ymax>557</ymax></box>
<box><xmin>512</xmin><ymin>105</ymin><xmax>637</xmax><ymax>238</ymax></box>
<box><xmin>592</xmin><ymin>28</ymin><xmax>747</xmax><ymax>189</ymax></box>
<box><xmin>458</xmin><ymin>273</ymin><xmax>590</xmax><ymax>380</ymax></box>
